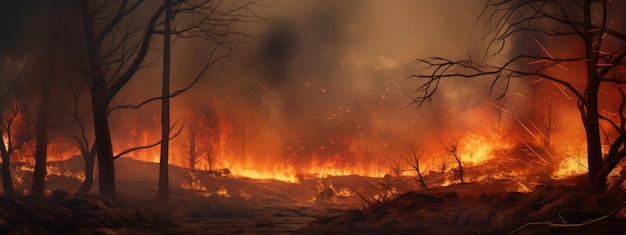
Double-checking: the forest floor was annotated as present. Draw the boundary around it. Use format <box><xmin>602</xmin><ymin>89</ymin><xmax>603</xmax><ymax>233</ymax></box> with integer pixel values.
<box><xmin>0</xmin><ymin>157</ymin><xmax>625</xmax><ymax>234</ymax></box>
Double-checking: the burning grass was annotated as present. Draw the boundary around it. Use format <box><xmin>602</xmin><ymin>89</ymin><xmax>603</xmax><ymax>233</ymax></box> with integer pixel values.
<box><xmin>0</xmin><ymin>154</ymin><xmax>625</xmax><ymax>234</ymax></box>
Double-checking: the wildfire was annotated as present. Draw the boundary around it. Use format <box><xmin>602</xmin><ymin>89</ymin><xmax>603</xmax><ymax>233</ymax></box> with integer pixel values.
<box><xmin>223</xmin><ymin>160</ymin><xmax>299</xmax><ymax>183</ymax></box>
<box><xmin>457</xmin><ymin>132</ymin><xmax>514</xmax><ymax>166</ymax></box>
<box><xmin>552</xmin><ymin>155</ymin><xmax>587</xmax><ymax>178</ymax></box>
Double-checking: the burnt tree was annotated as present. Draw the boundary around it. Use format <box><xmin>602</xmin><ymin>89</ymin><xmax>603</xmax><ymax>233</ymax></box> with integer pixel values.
<box><xmin>102</xmin><ymin>0</ymin><xmax>258</xmax><ymax>199</ymax></box>
<box><xmin>158</xmin><ymin>0</ymin><xmax>173</xmax><ymax>201</ymax></box>
<box><xmin>66</xmin><ymin>77</ymin><xmax>97</xmax><ymax>193</ymax></box>
<box><xmin>186</xmin><ymin>109</ymin><xmax>221</xmax><ymax>172</ymax></box>
<box><xmin>444</xmin><ymin>141</ymin><xmax>464</xmax><ymax>184</ymax></box>
<box><xmin>81</xmin><ymin>0</ymin><xmax>169</xmax><ymax>199</ymax></box>
<box><xmin>408</xmin><ymin>146</ymin><xmax>428</xmax><ymax>189</ymax></box>
<box><xmin>412</xmin><ymin>0</ymin><xmax>626</xmax><ymax>191</ymax></box>
<box><xmin>0</xmin><ymin>56</ymin><xmax>31</xmax><ymax>198</ymax></box>
<box><xmin>31</xmin><ymin>71</ymin><xmax>51</xmax><ymax>200</ymax></box>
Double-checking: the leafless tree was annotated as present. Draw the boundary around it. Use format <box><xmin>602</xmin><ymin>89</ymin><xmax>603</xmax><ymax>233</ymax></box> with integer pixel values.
<box><xmin>408</xmin><ymin>146</ymin><xmax>428</xmax><ymax>189</ymax></box>
<box><xmin>389</xmin><ymin>158</ymin><xmax>405</xmax><ymax>177</ymax></box>
<box><xmin>158</xmin><ymin>0</ymin><xmax>173</xmax><ymax>201</ymax></box>
<box><xmin>433</xmin><ymin>154</ymin><xmax>450</xmax><ymax>174</ymax></box>
<box><xmin>411</xmin><ymin>0</ymin><xmax>626</xmax><ymax>191</ymax></box>
<box><xmin>205</xmin><ymin>150</ymin><xmax>216</xmax><ymax>172</ymax></box>
<box><xmin>0</xmin><ymin>56</ymin><xmax>31</xmax><ymax>198</ymax></box>
<box><xmin>31</xmin><ymin>68</ymin><xmax>52</xmax><ymax>200</ymax></box>
<box><xmin>80</xmin><ymin>0</ymin><xmax>167</xmax><ymax>199</ymax></box>
<box><xmin>444</xmin><ymin>141</ymin><xmax>464</xmax><ymax>184</ymax></box>
<box><xmin>80</xmin><ymin>0</ymin><xmax>258</xmax><ymax>199</ymax></box>
<box><xmin>64</xmin><ymin>76</ymin><xmax>98</xmax><ymax>193</ymax></box>
<box><xmin>188</xmin><ymin>120</ymin><xmax>198</xmax><ymax>170</ymax></box>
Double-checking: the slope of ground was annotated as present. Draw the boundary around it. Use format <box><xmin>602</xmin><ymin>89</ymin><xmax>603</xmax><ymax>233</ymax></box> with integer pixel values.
<box><xmin>0</xmin><ymin>157</ymin><xmax>419</xmax><ymax>234</ymax></box>
<box><xmin>1</xmin><ymin>157</ymin><xmax>625</xmax><ymax>234</ymax></box>
<box><xmin>297</xmin><ymin>179</ymin><xmax>626</xmax><ymax>235</ymax></box>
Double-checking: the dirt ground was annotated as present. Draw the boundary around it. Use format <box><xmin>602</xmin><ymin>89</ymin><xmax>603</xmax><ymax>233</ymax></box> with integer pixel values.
<box><xmin>1</xmin><ymin>157</ymin><xmax>625</xmax><ymax>234</ymax></box>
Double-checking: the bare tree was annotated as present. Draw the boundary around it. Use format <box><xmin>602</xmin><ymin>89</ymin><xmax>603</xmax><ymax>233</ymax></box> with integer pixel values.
<box><xmin>80</xmin><ymin>0</ymin><xmax>173</xmax><ymax>199</ymax></box>
<box><xmin>408</xmin><ymin>146</ymin><xmax>428</xmax><ymax>189</ymax></box>
<box><xmin>433</xmin><ymin>154</ymin><xmax>450</xmax><ymax>174</ymax></box>
<box><xmin>206</xmin><ymin>150</ymin><xmax>216</xmax><ymax>172</ymax></box>
<box><xmin>186</xmin><ymin>109</ymin><xmax>221</xmax><ymax>171</ymax></box>
<box><xmin>158</xmin><ymin>0</ymin><xmax>173</xmax><ymax>201</ymax></box>
<box><xmin>188</xmin><ymin>119</ymin><xmax>198</xmax><ymax>170</ymax></box>
<box><xmin>80</xmin><ymin>0</ymin><xmax>255</xmax><ymax>199</ymax></box>
<box><xmin>31</xmin><ymin>72</ymin><xmax>51</xmax><ymax>200</ymax></box>
<box><xmin>389</xmin><ymin>158</ymin><xmax>405</xmax><ymax>177</ymax></box>
<box><xmin>65</xmin><ymin>76</ymin><xmax>97</xmax><ymax>193</ymax></box>
<box><xmin>411</xmin><ymin>0</ymin><xmax>626</xmax><ymax>191</ymax></box>
<box><xmin>444</xmin><ymin>141</ymin><xmax>464</xmax><ymax>184</ymax></box>
<box><xmin>0</xmin><ymin>56</ymin><xmax>31</xmax><ymax>198</ymax></box>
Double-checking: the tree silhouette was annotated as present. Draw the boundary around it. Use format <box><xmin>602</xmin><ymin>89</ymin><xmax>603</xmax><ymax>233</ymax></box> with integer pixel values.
<box><xmin>408</xmin><ymin>146</ymin><xmax>428</xmax><ymax>189</ymax></box>
<box><xmin>80</xmin><ymin>0</ymin><xmax>173</xmax><ymax>199</ymax></box>
<box><xmin>0</xmin><ymin>56</ymin><xmax>31</xmax><ymax>198</ymax></box>
<box><xmin>412</xmin><ymin>0</ymin><xmax>626</xmax><ymax>191</ymax></box>
<box><xmin>81</xmin><ymin>0</ymin><xmax>258</xmax><ymax>199</ymax></box>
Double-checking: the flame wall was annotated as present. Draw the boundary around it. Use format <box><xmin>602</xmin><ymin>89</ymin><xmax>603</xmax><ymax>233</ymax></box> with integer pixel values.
<box><xmin>2</xmin><ymin>0</ymin><xmax>625</xmax><ymax>182</ymax></box>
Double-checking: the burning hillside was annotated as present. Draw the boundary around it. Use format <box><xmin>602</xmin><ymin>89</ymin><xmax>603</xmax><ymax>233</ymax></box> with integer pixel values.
<box><xmin>1</xmin><ymin>0</ymin><xmax>626</xmax><ymax>234</ymax></box>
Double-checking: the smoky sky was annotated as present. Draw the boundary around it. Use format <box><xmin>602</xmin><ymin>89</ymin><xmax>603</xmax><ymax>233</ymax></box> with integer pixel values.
<box><xmin>213</xmin><ymin>0</ymin><xmax>493</xmax><ymax>169</ymax></box>
<box><xmin>1</xmin><ymin>0</ymin><xmax>587</xmax><ymax>175</ymax></box>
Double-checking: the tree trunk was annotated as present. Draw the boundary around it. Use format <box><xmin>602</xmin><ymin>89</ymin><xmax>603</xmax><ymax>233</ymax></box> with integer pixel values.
<box><xmin>582</xmin><ymin>0</ymin><xmax>604</xmax><ymax>191</ymax></box>
<box><xmin>79</xmin><ymin>145</ymin><xmax>96</xmax><ymax>192</ymax></box>
<box><xmin>189</xmin><ymin>122</ymin><xmax>196</xmax><ymax>170</ymax></box>
<box><xmin>455</xmin><ymin>156</ymin><xmax>464</xmax><ymax>184</ymax></box>
<box><xmin>0</xmin><ymin>129</ymin><xmax>14</xmax><ymax>198</ymax></box>
<box><xmin>158</xmin><ymin>0</ymin><xmax>172</xmax><ymax>200</ymax></box>
<box><xmin>241</xmin><ymin>116</ymin><xmax>246</xmax><ymax>161</ymax></box>
<box><xmin>93</xmin><ymin>100</ymin><xmax>116</xmax><ymax>199</ymax></box>
<box><xmin>82</xmin><ymin>0</ymin><xmax>116</xmax><ymax>199</ymax></box>
<box><xmin>586</xmin><ymin>91</ymin><xmax>603</xmax><ymax>190</ymax></box>
<box><xmin>207</xmin><ymin>152</ymin><xmax>213</xmax><ymax>172</ymax></box>
<box><xmin>79</xmin><ymin>156</ymin><xmax>95</xmax><ymax>192</ymax></box>
<box><xmin>0</xmin><ymin>58</ymin><xmax>15</xmax><ymax>198</ymax></box>
<box><xmin>32</xmin><ymin>76</ymin><xmax>51</xmax><ymax>200</ymax></box>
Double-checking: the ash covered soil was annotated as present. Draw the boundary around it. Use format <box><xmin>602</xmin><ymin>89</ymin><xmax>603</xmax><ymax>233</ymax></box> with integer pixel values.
<box><xmin>1</xmin><ymin>157</ymin><xmax>626</xmax><ymax>235</ymax></box>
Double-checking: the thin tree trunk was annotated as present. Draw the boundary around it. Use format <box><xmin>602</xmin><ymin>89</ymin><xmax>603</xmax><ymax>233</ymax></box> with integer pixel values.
<box><xmin>0</xmin><ymin>152</ymin><xmax>13</xmax><ymax>198</ymax></box>
<box><xmin>32</xmin><ymin>77</ymin><xmax>51</xmax><ymax>200</ymax></box>
<box><xmin>0</xmin><ymin>57</ymin><xmax>15</xmax><ymax>198</ymax></box>
<box><xmin>79</xmin><ymin>144</ymin><xmax>97</xmax><ymax>192</ymax></box>
<box><xmin>582</xmin><ymin>0</ymin><xmax>604</xmax><ymax>191</ymax></box>
<box><xmin>241</xmin><ymin>116</ymin><xmax>246</xmax><ymax>161</ymax></box>
<box><xmin>93</xmin><ymin>100</ymin><xmax>116</xmax><ymax>199</ymax></box>
<box><xmin>455</xmin><ymin>154</ymin><xmax>464</xmax><ymax>184</ymax></box>
<box><xmin>0</xmin><ymin>122</ymin><xmax>14</xmax><ymax>198</ymax></box>
<box><xmin>158</xmin><ymin>0</ymin><xmax>172</xmax><ymax>200</ymax></box>
<box><xmin>79</xmin><ymin>156</ymin><xmax>95</xmax><ymax>192</ymax></box>
<box><xmin>82</xmin><ymin>0</ymin><xmax>116</xmax><ymax>199</ymax></box>
<box><xmin>189</xmin><ymin>123</ymin><xmax>196</xmax><ymax>170</ymax></box>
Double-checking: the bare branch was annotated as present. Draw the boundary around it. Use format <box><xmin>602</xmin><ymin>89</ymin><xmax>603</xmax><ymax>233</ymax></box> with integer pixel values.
<box><xmin>509</xmin><ymin>202</ymin><xmax>626</xmax><ymax>235</ymax></box>
<box><xmin>113</xmin><ymin>121</ymin><xmax>184</xmax><ymax>160</ymax></box>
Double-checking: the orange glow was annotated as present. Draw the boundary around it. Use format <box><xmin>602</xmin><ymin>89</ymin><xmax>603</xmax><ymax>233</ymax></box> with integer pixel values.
<box><xmin>458</xmin><ymin>132</ymin><xmax>514</xmax><ymax>166</ymax></box>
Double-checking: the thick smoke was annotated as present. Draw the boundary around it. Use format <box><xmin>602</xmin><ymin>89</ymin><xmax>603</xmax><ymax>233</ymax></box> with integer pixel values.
<box><xmin>5</xmin><ymin>0</ymin><xmax>593</xmax><ymax>178</ymax></box>
<box><xmin>109</xmin><ymin>0</ymin><xmax>506</xmax><ymax>175</ymax></box>
<box><xmin>178</xmin><ymin>0</ymin><xmax>495</xmax><ymax>173</ymax></box>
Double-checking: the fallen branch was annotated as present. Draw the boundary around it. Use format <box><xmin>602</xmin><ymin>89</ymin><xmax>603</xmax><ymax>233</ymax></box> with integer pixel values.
<box><xmin>508</xmin><ymin>202</ymin><xmax>626</xmax><ymax>235</ymax></box>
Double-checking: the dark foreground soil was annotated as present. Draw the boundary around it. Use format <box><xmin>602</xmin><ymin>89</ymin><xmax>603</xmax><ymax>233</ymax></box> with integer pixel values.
<box><xmin>0</xmin><ymin>157</ymin><xmax>625</xmax><ymax>234</ymax></box>
<box><xmin>297</xmin><ymin>181</ymin><xmax>626</xmax><ymax>235</ymax></box>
